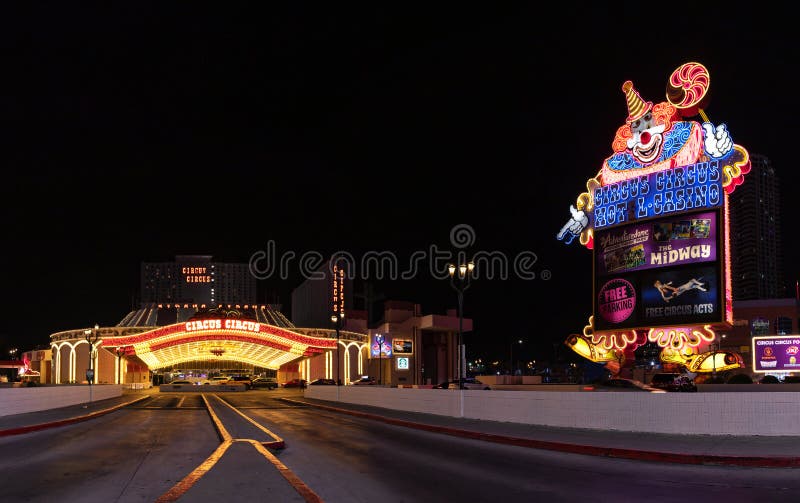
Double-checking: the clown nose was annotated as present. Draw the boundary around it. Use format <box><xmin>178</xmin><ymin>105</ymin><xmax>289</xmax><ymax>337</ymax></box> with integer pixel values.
<box><xmin>640</xmin><ymin>131</ymin><xmax>651</xmax><ymax>144</ymax></box>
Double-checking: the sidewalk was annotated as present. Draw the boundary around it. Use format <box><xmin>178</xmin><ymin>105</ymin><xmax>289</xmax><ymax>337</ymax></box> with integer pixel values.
<box><xmin>285</xmin><ymin>397</ymin><xmax>800</xmax><ymax>468</ymax></box>
<box><xmin>0</xmin><ymin>387</ymin><xmax>156</xmax><ymax>437</ymax></box>
<box><xmin>1</xmin><ymin>389</ymin><xmax>798</xmax><ymax>468</ymax></box>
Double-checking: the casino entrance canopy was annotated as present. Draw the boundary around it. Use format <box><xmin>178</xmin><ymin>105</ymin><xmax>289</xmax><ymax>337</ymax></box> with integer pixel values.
<box><xmin>99</xmin><ymin>319</ymin><xmax>349</xmax><ymax>370</ymax></box>
<box><xmin>50</xmin><ymin>304</ymin><xmax>369</xmax><ymax>373</ymax></box>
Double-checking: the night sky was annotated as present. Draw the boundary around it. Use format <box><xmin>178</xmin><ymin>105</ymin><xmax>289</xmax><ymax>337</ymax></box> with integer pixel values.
<box><xmin>2</xmin><ymin>5</ymin><xmax>798</xmax><ymax>364</ymax></box>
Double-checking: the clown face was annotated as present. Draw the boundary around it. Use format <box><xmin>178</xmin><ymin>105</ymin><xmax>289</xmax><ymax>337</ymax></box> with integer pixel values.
<box><xmin>626</xmin><ymin>111</ymin><xmax>666</xmax><ymax>164</ymax></box>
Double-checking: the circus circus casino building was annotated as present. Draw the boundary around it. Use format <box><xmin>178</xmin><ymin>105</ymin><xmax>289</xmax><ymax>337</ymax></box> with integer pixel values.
<box><xmin>49</xmin><ymin>255</ymin><xmax>370</xmax><ymax>386</ymax></box>
<box><xmin>557</xmin><ymin>63</ymin><xmax>752</xmax><ymax>376</ymax></box>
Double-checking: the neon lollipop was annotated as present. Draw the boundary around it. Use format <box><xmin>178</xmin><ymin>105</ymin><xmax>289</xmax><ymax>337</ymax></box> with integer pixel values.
<box><xmin>666</xmin><ymin>62</ymin><xmax>711</xmax><ymax>121</ymax></box>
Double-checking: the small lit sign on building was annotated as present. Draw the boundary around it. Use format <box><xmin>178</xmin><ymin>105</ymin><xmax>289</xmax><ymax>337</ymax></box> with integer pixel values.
<box><xmin>182</xmin><ymin>266</ymin><xmax>211</xmax><ymax>283</ymax></box>
<box><xmin>752</xmin><ymin>335</ymin><xmax>800</xmax><ymax>372</ymax></box>
<box><xmin>393</xmin><ymin>339</ymin><xmax>413</xmax><ymax>354</ymax></box>
<box><xmin>396</xmin><ymin>357</ymin><xmax>410</xmax><ymax>370</ymax></box>
<box><xmin>371</xmin><ymin>335</ymin><xmax>392</xmax><ymax>358</ymax></box>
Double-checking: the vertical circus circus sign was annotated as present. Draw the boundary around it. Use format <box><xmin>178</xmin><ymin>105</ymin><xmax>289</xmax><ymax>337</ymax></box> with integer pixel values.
<box><xmin>557</xmin><ymin>62</ymin><xmax>751</xmax><ymax>365</ymax></box>
<box><xmin>332</xmin><ymin>263</ymin><xmax>345</xmax><ymax>316</ymax></box>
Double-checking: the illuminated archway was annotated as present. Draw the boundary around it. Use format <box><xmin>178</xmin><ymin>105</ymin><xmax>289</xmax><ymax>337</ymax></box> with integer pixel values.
<box><xmin>100</xmin><ymin>320</ymin><xmax>341</xmax><ymax>370</ymax></box>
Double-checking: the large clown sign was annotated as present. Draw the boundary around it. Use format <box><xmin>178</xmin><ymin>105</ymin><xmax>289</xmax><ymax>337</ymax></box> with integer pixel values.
<box><xmin>559</xmin><ymin>62</ymin><xmax>750</xmax><ymax>373</ymax></box>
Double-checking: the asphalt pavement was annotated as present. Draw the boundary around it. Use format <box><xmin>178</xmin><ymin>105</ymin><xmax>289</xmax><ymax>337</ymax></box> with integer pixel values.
<box><xmin>1</xmin><ymin>387</ymin><xmax>799</xmax><ymax>468</ymax></box>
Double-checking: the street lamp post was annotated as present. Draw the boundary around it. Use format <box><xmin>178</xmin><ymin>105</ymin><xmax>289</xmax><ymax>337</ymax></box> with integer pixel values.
<box><xmin>509</xmin><ymin>339</ymin><xmax>523</xmax><ymax>375</ymax></box>
<box><xmin>8</xmin><ymin>348</ymin><xmax>18</xmax><ymax>382</ymax></box>
<box><xmin>84</xmin><ymin>324</ymin><xmax>100</xmax><ymax>407</ymax></box>
<box><xmin>375</xmin><ymin>334</ymin><xmax>384</xmax><ymax>385</ymax></box>
<box><xmin>330</xmin><ymin>312</ymin><xmax>344</xmax><ymax>386</ymax></box>
<box><xmin>448</xmin><ymin>261</ymin><xmax>474</xmax><ymax>386</ymax></box>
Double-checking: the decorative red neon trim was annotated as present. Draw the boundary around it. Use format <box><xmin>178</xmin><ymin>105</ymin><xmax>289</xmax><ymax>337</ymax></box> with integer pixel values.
<box><xmin>149</xmin><ymin>334</ymin><xmax>292</xmax><ymax>353</ymax></box>
<box><xmin>102</xmin><ymin>321</ymin><xmax>336</xmax><ymax>349</ymax></box>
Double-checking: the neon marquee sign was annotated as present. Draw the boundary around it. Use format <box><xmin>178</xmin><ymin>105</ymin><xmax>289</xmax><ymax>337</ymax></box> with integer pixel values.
<box><xmin>185</xmin><ymin>319</ymin><xmax>261</xmax><ymax>333</ymax></box>
<box><xmin>593</xmin><ymin>160</ymin><xmax>722</xmax><ymax>230</ymax></box>
<box><xmin>557</xmin><ymin>61</ymin><xmax>751</xmax><ymax>368</ymax></box>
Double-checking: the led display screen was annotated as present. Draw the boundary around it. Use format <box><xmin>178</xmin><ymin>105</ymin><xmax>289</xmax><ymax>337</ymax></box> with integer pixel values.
<box><xmin>639</xmin><ymin>265</ymin><xmax>721</xmax><ymax>326</ymax></box>
<box><xmin>595</xmin><ymin>210</ymin><xmax>717</xmax><ymax>276</ymax></box>
<box><xmin>752</xmin><ymin>336</ymin><xmax>800</xmax><ymax>372</ymax></box>
<box><xmin>593</xmin><ymin>210</ymin><xmax>723</xmax><ymax>331</ymax></box>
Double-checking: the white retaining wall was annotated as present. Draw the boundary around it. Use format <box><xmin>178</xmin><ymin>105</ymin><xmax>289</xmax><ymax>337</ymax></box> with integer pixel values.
<box><xmin>305</xmin><ymin>386</ymin><xmax>800</xmax><ymax>436</ymax></box>
<box><xmin>0</xmin><ymin>385</ymin><xmax>123</xmax><ymax>417</ymax></box>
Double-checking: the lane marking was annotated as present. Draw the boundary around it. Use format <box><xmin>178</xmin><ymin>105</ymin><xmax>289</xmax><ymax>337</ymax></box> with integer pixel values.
<box><xmin>238</xmin><ymin>438</ymin><xmax>324</xmax><ymax>503</ymax></box>
<box><xmin>202</xmin><ymin>394</ymin><xmax>233</xmax><ymax>443</ymax></box>
<box><xmin>214</xmin><ymin>394</ymin><xmax>285</xmax><ymax>448</ymax></box>
<box><xmin>156</xmin><ymin>394</ymin><xmax>323</xmax><ymax>502</ymax></box>
<box><xmin>155</xmin><ymin>440</ymin><xmax>233</xmax><ymax>503</ymax></box>
<box><xmin>155</xmin><ymin>394</ymin><xmax>233</xmax><ymax>502</ymax></box>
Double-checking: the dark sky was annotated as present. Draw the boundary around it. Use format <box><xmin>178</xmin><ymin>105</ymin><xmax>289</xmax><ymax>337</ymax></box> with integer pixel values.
<box><xmin>2</xmin><ymin>5</ymin><xmax>798</xmax><ymax>364</ymax></box>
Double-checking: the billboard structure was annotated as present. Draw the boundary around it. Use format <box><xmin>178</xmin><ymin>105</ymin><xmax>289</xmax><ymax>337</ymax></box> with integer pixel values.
<box><xmin>593</xmin><ymin>209</ymin><xmax>722</xmax><ymax>331</ymax></box>
<box><xmin>558</xmin><ymin>62</ymin><xmax>751</xmax><ymax>373</ymax></box>
<box><xmin>752</xmin><ymin>336</ymin><xmax>800</xmax><ymax>373</ymax></box>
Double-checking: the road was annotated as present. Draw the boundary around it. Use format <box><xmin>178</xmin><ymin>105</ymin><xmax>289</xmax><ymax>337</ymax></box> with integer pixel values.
<box><xmin>1</xmin><ymin>389</ymin><xmax>798</xmax><ymax>502</ymax></box>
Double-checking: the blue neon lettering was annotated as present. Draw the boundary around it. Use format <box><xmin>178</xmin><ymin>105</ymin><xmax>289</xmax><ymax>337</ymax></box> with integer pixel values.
<box><xmin>708</xmin><ymin>184</ymin><xmax>720</xmax><ymax>206</ymax></box>
<box><xmin>591</xmin><ymin>162</ymin><xmax>722</xmax><ymax>229</ymax></box>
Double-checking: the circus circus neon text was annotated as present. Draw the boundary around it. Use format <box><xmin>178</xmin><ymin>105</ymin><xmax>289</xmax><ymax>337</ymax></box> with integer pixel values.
<box><xmin>594</xmin><ymin>160</ymin><xmax>722</xmax><ymax>229</ymax></box>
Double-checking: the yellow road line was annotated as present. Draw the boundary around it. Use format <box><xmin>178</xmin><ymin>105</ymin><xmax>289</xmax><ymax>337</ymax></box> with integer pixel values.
<box><xmin>155</xmin><ymin>394</ymin><xmax>233</xmax><ymax>502</ymax></box>
<box><xmin>155</xmin><ymin>394</ymin><xmax>321</xmax><ymax>502</ymax></box>
<box><xmin>155</xmin><ymin>440</ymin><xmax>233</xmax><ymax>503</ymax></box>
<box><xmin>202</xmin><ymin>393</ymin><xmax>233</xmax><ymax>442</ymax></box>
<box><xmin>238</xmin><ymin>439</ymin><xmax>324</xmax><ymax>503</ymax></box>
<box><xmin>214</xmin><ymin>394</ymin><xmax>285</xmax><ymax>447</ymax></box>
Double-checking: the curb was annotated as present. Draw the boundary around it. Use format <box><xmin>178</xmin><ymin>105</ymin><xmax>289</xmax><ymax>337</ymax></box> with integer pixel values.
<box><xmin>284</xmin><ymin>398</ymin><xmax>800</xmax><ymax>468</ymax></box>
<box><xmin>0</xmin><ymin>394</ymin><xmax>151</xmax><ymax>438</ymax></box>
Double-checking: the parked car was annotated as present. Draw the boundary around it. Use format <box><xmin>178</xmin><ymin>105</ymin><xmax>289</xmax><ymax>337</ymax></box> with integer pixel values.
<box><xmin>309</xmin><ymin>378</ymin><xmax>337</xmax><ymax>385</ymax></box>
<box><xmin>250</xmin><ymin>377</ymin><xmax>279</xmax><ymax>390</ymax></box>
<box><xmin>198</xmin><ymin>376</ymin><xmax>231</xmax><ymax>385</ymax></box>
<box><xmin>350</xmin><ymin>376</ymin><xmax>376</xmax><ymax>385</ymax></box>
<box><xmin>649</xmin><ymin>373</ymin><xmax>697</xmax><ymax>392</ymax></box>
<box><xmin>168</xmin><ymin>380</ymin><xmax>194</xmax><ymax>385</ymax></box>
<box><xmin>282</xmin><ymin>378</ymin><xmax>307</xmax><ymax>388</ymax></box>
<box><xmin>594</xmin><ymin>378</ymin><xmax>665</xmax><ymax>393</ymax></box>
<box><xmin>447</xmin><ymin>378</ymin><xmax>492</xmax><ymax>390</ymax></box>
<box><xmin>227</xmin><ymin>376</ymin><xmax>253</xmax><ymax>389</ymax></box>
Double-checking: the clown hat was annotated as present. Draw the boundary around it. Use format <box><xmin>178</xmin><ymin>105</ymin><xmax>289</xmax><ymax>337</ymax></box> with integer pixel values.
<box><xmin>622</xmin><ymin>80</ymin><xmax>652</xmax><ymax>122</ymax></box>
